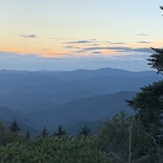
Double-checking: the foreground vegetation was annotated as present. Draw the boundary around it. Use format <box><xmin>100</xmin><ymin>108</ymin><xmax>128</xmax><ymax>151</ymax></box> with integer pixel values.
<box><xmin>0</xmin><ymin>135</ymin><xmax>111</xmax><ymax>163</ymax></box>
<box><xmin>0</xmin><ymin>111</ymin><xmax>162</xmax><ymax>163</ymax></box>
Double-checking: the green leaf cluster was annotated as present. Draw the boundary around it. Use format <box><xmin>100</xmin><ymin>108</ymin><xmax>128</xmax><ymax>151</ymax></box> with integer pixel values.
<box><xmin>0</xmin><ymin>136</ymin><xmax>110</xmax><ymax>163</ymax></box>
<box><xmin>0</xmin><ymin>122</ymin><xmax>26</xmax><ymax>146</ymax></box>
<box><xmin>97</xmin><ymin>112</ymin><xmax>152</xmax><ymax>163</ymax></box>
<box><xmin>148</xmin><ymin>48</ymin><xmax>163</xmax><ymax>74</ymax></box>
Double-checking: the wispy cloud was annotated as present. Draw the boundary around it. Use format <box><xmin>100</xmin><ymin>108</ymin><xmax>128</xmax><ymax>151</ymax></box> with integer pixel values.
<box><xmin>63</xmin><ymin>40</ymin><xmax>93</xmax><ymax>44</ymax></box>
<box><xmin>64</xmin><ymin>45</ymin><xmax>79</xmax><ymax>49</ymax></box>
<box><xmin>109</xmin><ymin>42</ymin><xmax>127</xmax><ymax>45</ymax></box>
<box><xmin>20</xmin><ymin>34</ymin><xmax>37</xmax><ymax>38</ymax></box>
<box><xmin>136</xmin><ymin>33</ymin><xmax>149</xmax><ymax>37</ymax></box>
<box><xmin>132</xmin><ymin>48</ymin><xmax>153</xmax><ymax>53</ymax></box>
<box><xmin>82</xmin><ymin>46</ymin><xmax>153</xmax><ymax>53</ymax></box>
<box><xmin>63</xmin><ymin>39</ymin><xmax>126</xmax><ymax>47</ymax></box>
<box><xmin>137</xmin><ymin>41</ymin><xmax>152</xmax><ymax>44</ymax></box>
<box><xmin>63</xmin><ymin>38</ymin><xmax>153</xmax><ymax>56</ymax></box>
<box><xmin>92</xmin><ymin>51</ymin><xmax>102</xmax><ymax>54</ymax></box>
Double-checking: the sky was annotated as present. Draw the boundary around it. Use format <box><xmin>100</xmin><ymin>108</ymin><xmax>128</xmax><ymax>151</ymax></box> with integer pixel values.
<box><xmin>0</xmin><ymin>0</ymin><xmax>163</xmax><ymax>71</ymax></box>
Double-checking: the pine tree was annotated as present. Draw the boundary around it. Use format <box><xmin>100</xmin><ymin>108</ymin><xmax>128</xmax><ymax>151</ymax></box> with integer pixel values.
<box><xmin>148</xmin><ymin>48</ymin><xmax>163</xmax><ymax>74</ymax></box>
<box><xmin>127</xmin><ymin>48</ymin><xmax>163</xmax><ymax>135</ymax></box>
<box><xmin>42</xmin><ymin>126</ymin><xmax>49</xmax><ymax>138</ymax></box>
<box><xmin>79</xmin><ymin>125</ymin><xmax>92</xmax><ymax>136</ymax></box>
<box><xmin>25</xmin><ymin>130</ymin><xmax>30</xmax><ymax>139</ymax></box>
<box><xmin>9</xmin><ymin>120</ymin><xmax>20</xmax><ymax>133</ymax></box>
<box><xmin>54</xmin><ymin>125</ymin><xmax>67</xmax><ymax>138</ymax></box>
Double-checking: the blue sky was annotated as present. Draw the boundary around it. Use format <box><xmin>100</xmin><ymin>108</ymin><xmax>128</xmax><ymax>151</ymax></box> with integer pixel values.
<box><xmin>0</xmin><ymin>0</ymin><xmax>163</xmax><ymax>71</ymax></box>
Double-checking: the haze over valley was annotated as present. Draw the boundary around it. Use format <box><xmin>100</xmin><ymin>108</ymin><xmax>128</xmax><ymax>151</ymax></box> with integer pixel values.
<box><xmin>0</xmin><ymin>67</ymin><xmax>161</xmax><ymax>135</ymax></box>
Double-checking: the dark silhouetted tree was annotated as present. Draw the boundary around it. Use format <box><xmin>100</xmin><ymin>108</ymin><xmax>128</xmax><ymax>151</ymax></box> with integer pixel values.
<box><xmin>9</xmin><ymin>120</ymin><xmax>20</xmax><ymax>133</ymax></box>
<box><xmin>127</xmin><ymin>48</ymin><xmax>163</xmax><ymax>135</ymax></box>
<box><xmin>148</xmin><ymin>48</ymin><xmax>163</xmax><ymax>74</ymax></box>
<box><xmin>25</xmin><ymin>130</ymin><xmax>30</xmax><ymax>139</ymax></box>
<box><xmin>127</xmin><ymin>81</ymin><xmax>163</xmax><ymax>133</ymax></box>
<box><xmin>54</xmin><ymin>125</ymin><xmax>67</xmax><ymax>137</ymax></box>
<box><xmin>79</xmin><ymin>125</ymin><xmax>92</xmax><ymax>136</ymax></box>
<box><xmin>42</xmin><ymin>126</ymin><xmax>49</xmax><ymax>138</ymax></box>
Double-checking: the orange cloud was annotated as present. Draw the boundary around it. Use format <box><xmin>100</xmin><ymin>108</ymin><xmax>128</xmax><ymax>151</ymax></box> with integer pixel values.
<box><xmin>0</xmin><ymin>46</ymin><xmax>68</xmax><ymax>58</ymax></box>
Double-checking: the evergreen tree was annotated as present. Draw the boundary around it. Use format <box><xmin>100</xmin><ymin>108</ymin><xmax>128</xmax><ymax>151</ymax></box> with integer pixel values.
<box><xmin>25</xmin><ymin>130</ymin><xmax>30</xmax><ymax>139</ymax></box>
<box><xmin>97</xmin><ymin>112</ymin><xmax>152</xmax><ymax>162</ymax></box>
<box><xmin>9</xmin><ymin>120</ymin><xmax>20</xmax><ymax>133</ymax></box>
<box><xmin>79</xmin><ymin>125</ymin><xmax>92</xmax><ymax>136</ymax></box>
<box><xmin>42</xmin><ymin>126</ymin><xmax>49</xmax><ymax>138</ymax></box>
<box><xmin>127</xmin><ymin>81</ymin><xmax>163</xmax><ymax>133</ymax></box>
<box><xmin>148</xmin><ymin>48</ymin><xmax>163</xmax><ymax>74</ymax></box>
<box><xmin>0</xmin><ymin>122</ymin><xmax>8</xmax><ymax>145</ymax></box>
<box><xmin>97</xmin><ymin>112</ymin><xmax>132</xmax><ymax>160</ymax></box>
<box><xmin>127</xmin><ymin>48</ymin><xmax>163</xmax><ymax>134</ymax></box>
<box><xmin>54</xmin><ymin>125</ymin><xmax>67</xmax><ymax>137</ymax></box>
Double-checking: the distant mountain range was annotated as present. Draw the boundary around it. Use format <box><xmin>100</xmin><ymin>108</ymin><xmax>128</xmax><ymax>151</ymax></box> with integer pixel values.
<box><xmin>22</xmin><ymin>91</ymin><xmax>136</xmax><ymax>130</ymax></box>
<box><xmin>0</xmin><ymin>67</ymin><xmax>162</xmax><ymax>135</ymax></box>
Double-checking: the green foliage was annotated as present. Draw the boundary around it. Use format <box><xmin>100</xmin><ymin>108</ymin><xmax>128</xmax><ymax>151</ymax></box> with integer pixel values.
<box><xmin>127</xmin><ymin>46</ymin><xmax>163</xmax><ymax>137</ymax></box>
<box><xmin>79</xmin><ymin>125</ymin><xmax>92</xmax><ymax>136</ymax></box>
<box><xmin>131</xmin><ymin>120</ymin><xmax>156</xmax><ymax>163</ymax></box>
<box><xmin>97</xmin><ymin>112</ymin><xmax>132</xmax><ymax>160</ymax></box>
<box><xmin>25</xmin><ymin>130</ymin><xmax>30</xmax><ymax>139</ymax></box>
<box><xmin>0</xmin><ymin>122</ymin><xmax>26</xmax><ymax>146</ymax></box>
<box><xmin>97</xmin><ymin>112</ymin><xmax>154</xmax><ymax>163</ymax></box>
<box><xmin>54</xmin><ymin>125</ymin><xmax>67</xmax><ymax>137</ymax></box>
<box><xmin>9</xmin><ymin>120</ymin><xmax>20</xmax><ymax>133</ymax></box>
<box><xmin>127</xmin><ymin>80</ymin><xmax>163</xmax><ymax>134</ymax></box>
<box><xmin>0</xmin><ymin>136</ymin><xmax>111</xmax><ymax>163</ymax></box>
<box><xmin>126</xmin><ymin>40</ymin><xmax>163</xmax><ymax>162</ymax></box>
<box><xmin>41</xmin><ymin>126</ymin><xmax>49</xmax><ymax>138</ymax></box>
<box><xmin>148</xmin><ymin>48</ymin><xmax>163</xmax><ymax>74</ymax></box>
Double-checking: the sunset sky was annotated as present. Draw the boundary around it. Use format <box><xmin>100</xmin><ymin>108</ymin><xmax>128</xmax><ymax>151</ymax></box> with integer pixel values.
<box><xmin>0</xmin><ymin>0</ymin><xmax>163</xmax><ymax>71</ymax></box>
